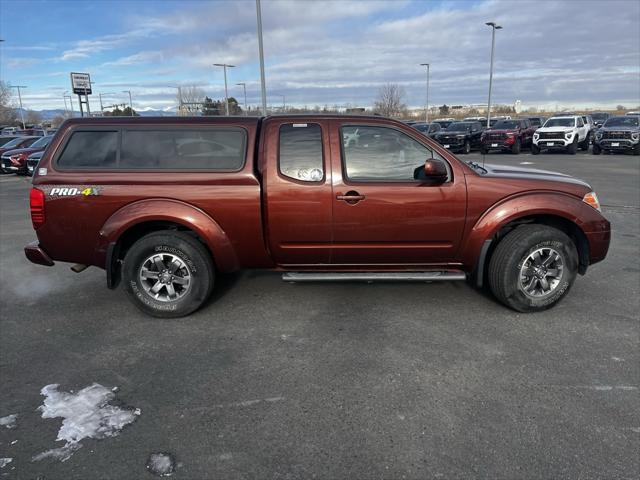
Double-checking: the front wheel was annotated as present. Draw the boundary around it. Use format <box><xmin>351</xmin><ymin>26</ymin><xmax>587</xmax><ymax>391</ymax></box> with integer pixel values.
<box><xmin>633</xmin><ymin>143</ymin><xmax>640</xmax><ymax>156</ymax></box>
<box><xmin>123</xmin><ymin>231</ymin><xmax>214</xmax><ymax>318</ymax></box>
<box><xmin>592</xmin><ymin>144</ymin><xmax>601</xmax><ymax>155</ymax></box>
<box><xmin>531</xmin><ymin>144</ymin><xmax>540</xmax><ymax>155</ymax></box>
<box><xmin>567</xmin><ymin>138</ymin><xmax>578</xmax><ymax>154</ymax></box>
<box><xmin>462</xmin><ymin>140</ymin><xmax>471</xmax><ymax>154</ymax></box>
<box><xmin>488</xmin><ymin>225</ymin><xmax>578</xmax><ymax>312</ymax></box>
<box><xmin>511</xmin><ymin>139</ymin><xmax>521</xmax><ymax>154</ymax></box>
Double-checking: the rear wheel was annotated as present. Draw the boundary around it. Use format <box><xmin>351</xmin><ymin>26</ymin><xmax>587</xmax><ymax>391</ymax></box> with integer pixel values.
<box><xmin>488</xmin><ymin>225</ymin><xmax>578</xmax><ymax>312</ymax></box>
<box><xmin>123</xmin><ymin>231</ymin><xmax>214</xmax><ymax>318</ymax></box>
<box><xmin>511</xmin><ymin>138</ymin><xmax>521</xmax><ymax>154</ymax></box>
<box><xmin>531</xmin><ymin>144</ymin><xmax>540</xmax><ymax>155</ymax></box>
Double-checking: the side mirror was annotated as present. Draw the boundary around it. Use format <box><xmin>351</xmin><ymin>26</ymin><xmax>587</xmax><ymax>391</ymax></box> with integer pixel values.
<box><xmin>414</xmin><ymin>158</ymin><xmax>448</xmax><ymax>183</ymax></box>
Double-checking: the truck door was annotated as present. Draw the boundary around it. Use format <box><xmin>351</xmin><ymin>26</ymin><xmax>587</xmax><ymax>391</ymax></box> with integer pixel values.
<box><xmin>329</xmin><ymin>121</ymin><xmax>467</xmax><ymax>265</ymax></box>
<box><xmin>262</xmin><ymin>118</ymin><xmax>333</xmax><ymax>266</ymax></box>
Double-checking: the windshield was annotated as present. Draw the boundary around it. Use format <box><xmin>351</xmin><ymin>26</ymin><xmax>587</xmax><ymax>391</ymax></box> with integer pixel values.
<box><xmin>446</xmin><ymin>122</ymin><xmax>472</xmax><ymax>132</ymax></box>
<box><xmin>604</xmin><ymin>116</ymin><xmax>639</xmax><ymax>127</ymax></box>
<box><xmin>30</xmin><ymin>135</ymin><xmax>53</xmax><ymax>148</ymax></box>
<box><xmin>2</xmin><ymin>137</ymin><xmax>34</xmax><ymax>148</ymax></box>
<box><xmin>544</xmin><ymin>118</ymin><xmax>575</xmax><ymax>128</ymax></box>
<box><xmin>414</xmin><ymin>124</ymin><xmax>429</xmax><ymax>132</ymax></box>
<box><xmin>591</xmin><ymin>113</ymin><xmax>608</xmax><ymax>121</ymax></box>
<box><xmin>493</xmin><ymin>120</ymin><xmax>518</xmax><ymax>129</ymax></box>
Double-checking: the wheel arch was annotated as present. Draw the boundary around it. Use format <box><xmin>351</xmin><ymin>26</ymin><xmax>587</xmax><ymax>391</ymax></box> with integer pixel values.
<box><xmin>464</xmin><ymin>194</ymin><xmax>593</xmax><ymax>286</ymax></box>
<box><xmin>97</xmin><ymin>199</ymin><xmax>239</xmax><ymax>288</ymax></box>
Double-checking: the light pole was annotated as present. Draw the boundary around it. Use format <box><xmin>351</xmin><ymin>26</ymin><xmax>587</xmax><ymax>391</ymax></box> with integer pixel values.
<box><xmin>214</xmin><ymin>63</ymin><xmax>235</xmax><ymax>116</ymax></box>
<box><xmin>236</xmin><ymin>83</ymin><xmax>247</xmax><ymax>113</ymax></box>
<box><xmin>64</xmin><ymin>91</ymin><xmax>74</xmax><ymax>117</ymax></box>
<box><xmin>99</xmin><ymin>93</ymin><xmax>115</xmax><ymax>114</ymax></box>
<box><xmin>62</xmin><ymin>94</ymin><xmax>69</xmax><ymax>115</ymax></box>
<box><xmin>485</xmin><ymin>22</ymin><xmax>502</xmax><ymax>128</ymax></box>
<box><xmin>9</xmin><ymin>85</ymin><xmax>27</xmax><ymax>129</ymax></box>
<box><xmin>256</xmin><ymin>0</ymin><xmax>268</xmax><ymax>115</ymax></box>
<box><xmin>122</xmin><ymin>90</ymin><xmax>133</xmax><ymax>115</ymax></box>
<box><xmin>420</xmin><ymin>63</ymin><xmax>430</xmax><ymax>123</ymax></box>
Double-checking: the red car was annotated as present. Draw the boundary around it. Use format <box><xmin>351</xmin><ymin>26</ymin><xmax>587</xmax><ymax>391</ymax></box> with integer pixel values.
<box><xmin>480</xmin><ymin>118</ymin><xmax>537</xmax><ymax>154</ymax></box>
<box><xmin>25</xmin><ymin>116</ymin><xmax>610</xmax><ymax>317</ymax></box>
<box><xmin>0</xmin><ymin>136</ymin><xmax>39</xmax><ymax>157</ymax></box>
<box><xmin>1</xmin><ymin>135</ymin><xmax>53</xmax><ymax>174</ymax></box>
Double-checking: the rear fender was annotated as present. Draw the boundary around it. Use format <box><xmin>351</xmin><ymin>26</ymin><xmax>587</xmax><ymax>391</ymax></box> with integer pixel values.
<box><xmin>96</xmin><ymin>198</ymin><xmax>239</xmax><ymax>272</ymax></box>
<box><xmin>460</xmin><ymin>192</ymin><xmax>600</xmax><ymax>269</ymax></box>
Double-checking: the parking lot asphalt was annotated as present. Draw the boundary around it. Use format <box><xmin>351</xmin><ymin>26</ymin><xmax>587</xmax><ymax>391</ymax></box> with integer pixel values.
<box><xmin>0</xmin><ymin>151</ymin><xmax>638</xmax><ymax>479</ymax></box>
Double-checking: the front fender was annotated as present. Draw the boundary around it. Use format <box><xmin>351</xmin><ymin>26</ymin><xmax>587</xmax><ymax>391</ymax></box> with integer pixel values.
<box><xmin>459</xmin><ymin>191</ymin><xmax>608</xmax><ymax>269</ymax></box>
<box><xmin>96</xmin><ymin>198</ymin><xmax>240</xmax><ymax>272</ymax></box>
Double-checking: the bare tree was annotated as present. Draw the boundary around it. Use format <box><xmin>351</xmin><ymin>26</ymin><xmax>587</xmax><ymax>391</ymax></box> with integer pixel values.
<box><xmin>374</xmin><ymin>83</ymin><xmax>407</xmax><ymax>118</ymax></box>
<box><xmin>0</xmin><ymin>81</ymin><xmax>17</xmax><ymax>125</ymax></box>
<box><xmin>51</xmin><ymin>114</ymin><xmax>66</xmax><ymax>128</ymax></box>
<box><xmin>178</xmin><ymin>86</ymin><xmax>206</xmax><ymax>115</ymax></box>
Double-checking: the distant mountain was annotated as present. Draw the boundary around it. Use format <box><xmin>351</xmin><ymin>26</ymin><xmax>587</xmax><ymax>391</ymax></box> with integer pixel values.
<box><xmin>16</xmin><ymin>107</ymin><xmax>179</xmax><ymax>120</ymax></box>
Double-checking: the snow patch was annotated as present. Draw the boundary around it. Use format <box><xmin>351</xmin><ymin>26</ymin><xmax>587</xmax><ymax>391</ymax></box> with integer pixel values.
<box><xmin>0</xmin><ymin>414</ymin><xmax>17</xmax><ymax>429</ymax></box>
<box><xmin>0</xmin><ymin>458</ymin><xmax>12</xmax><ymax>469</ymax></box>
<box><xmin>146</xmin><ymin>452</ymin><xmax>175</xmax><ymax>476</ymax></box>
<box><xmin>32</xmin><ymin>383</ymin><xmax>140</xmax><ymax>462</ymax></box>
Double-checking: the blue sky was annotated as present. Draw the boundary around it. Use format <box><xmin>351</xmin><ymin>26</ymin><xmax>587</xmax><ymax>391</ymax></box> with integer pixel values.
<box><xmin>1</xmin><ymin>0</ymin><xmax>639</xmax><ymax>112</ymax></box>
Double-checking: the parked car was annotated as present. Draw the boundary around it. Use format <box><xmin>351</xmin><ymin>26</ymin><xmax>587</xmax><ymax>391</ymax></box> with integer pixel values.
<box><xmin>412</xmin><ymin>122</ymin><xmax>441</xmax><ymax>138</ymax></box>
<box><xmin>593</xmin><ymin>115</ymin><xmax>640</xmax><ymax>155</ymax></box>
<box><xmin>0</xmin><ymin>136</ymin><xmax>19</xmax><ymax>147</ymax></box>
<box><xmin>1</xmin><ymin>127</ymin><xmax>19</xmax><ymax>136</ymax></box>
<box><xmin>1</xmin><ymin>135</ymin><xmax>53</xmax><ymax>174</ymax></box>
<box><xmin>433</xmin><ymin>121</ymin><xmax>483</xmax><ymax>153</ymax></box>
<box><xmin>527</xmin><ymin>117</ymin><xmax>547</xmax><ymax>128</ymax></box>
<box><xmin>0</xmin><ymin>136</ymin><xmax>39</xmax><ymax>161</ymax></box>
<box><xmin>532</xmin><ymin>116</ymin><xmax>590</xmax><ymax>154</ymax></box>
<box><xmin>25</xmin><ymin>116</ymin><xmax>610</xmax><ymax>317</ymax></box>
<box><xmin>590</xmin><ymin>112</ymin><xmax>610</xmax><ymax>127</ymax></box>
<box><xmin>26</xmin><ymin>150</ymin><xmax>44</xmax><ymax>176</ymax></box>
<box><xmin>480</xmin><ymin>118</ymin><xmax>536</xmax><ymax>154</ymax></box>
<box><xmin>626</xmin><ymin>111</ymin><xmax>640</xmax><ymax>116</ymax></box>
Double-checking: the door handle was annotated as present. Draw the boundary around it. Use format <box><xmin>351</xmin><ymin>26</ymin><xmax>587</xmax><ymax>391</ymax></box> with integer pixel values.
<box><xmin>336</xmin><ymin>191</ymin><xmax>365</xmax><ymax>203</ymax></box>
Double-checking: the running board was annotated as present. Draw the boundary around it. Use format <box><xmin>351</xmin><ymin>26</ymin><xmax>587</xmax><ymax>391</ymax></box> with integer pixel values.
<box><xmin>282</xmin><ymin>271</ymin><xmax>467</xmax><ymax>282</ymax></box>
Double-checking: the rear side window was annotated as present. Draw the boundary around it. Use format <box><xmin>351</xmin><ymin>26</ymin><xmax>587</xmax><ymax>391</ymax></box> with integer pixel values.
<box><xmin>121</xmin><ymin>128</ymin><xmax>246</xmax><ymax>170</ymax></box>
<box><xmin>279</xmin><ymin>123</ymin><xmax>324</xmax><ymax>182</ymax></box>
<box><xmin>57</xmin><ymin>131</ymin><xmax>118</xmax><ymax>168</ymax></box>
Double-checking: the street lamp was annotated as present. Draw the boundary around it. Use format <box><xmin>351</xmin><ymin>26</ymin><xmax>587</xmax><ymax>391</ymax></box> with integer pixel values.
<box><xmin>236</xmin><ymin>83</ymin><xmax>247</xmax><ymax>113</ymax></box>
<box><xmin>122</xmin><ymin>90</ymin><xmax>133</xmax><ymax>115</ymax></box>
<box><xmin>64</xmin><ymin>91</ymin><xmax>74</xmax><ymax>117</ymax></box>
<box><xmin>9</xmin><ymin>85</ymin><xmax>27</xmax><ymax>129</ymax></box>
<box><xmin>99</xmin><ymin>92</ymin><xmax>115</xmax><ymax>114</ymax></box>
<box><xmin>256</xmin><ymin>0</ymin><xmax>268</xmax><ymax>115</ymax></box>
<box><xmin>485</xmin><ymin>22</ymin><xmax>502</xmax><ymax>128</ymax></box>
<box><xmin>420</xmin><ymin>63</ymin><xmax>430</xmax><ymax>123</ymax></box>
<box><xmin>214</xmin><ymin>63</ymin><xmax>235</xmax><ymax>116</ymax></box>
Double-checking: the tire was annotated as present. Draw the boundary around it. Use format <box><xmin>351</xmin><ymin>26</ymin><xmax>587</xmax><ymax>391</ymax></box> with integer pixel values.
<box><xmin>488</xmin><ymin>225</ymin><xmax>578</xmax><ymax>313</ymax></box>
<box><xmin>462</xmin><ymin>140</ymin><xmax>471</xmax><ymax>154</ymax></box>
<box><xmin>511</xmin><ymin>138</ymin><xmax>521</xmax><ymax>154</ymax></box>
<box><xmin>567</xmin><ymin>138</ymin><xmax>578</xmax><ymax>154</ymax></box>
<box><xmin>123</xmin><ymin>231</ymin><xmax>214</xmax><ymax>318</ymax></box>
<box><xmin>579</xmin><ymin>137</ymin><xmax>589</xmax><ymax>151</ymax></box>
<box><xmin>592</xmin><ymin>144</ymin><xmax>601</xmax><ymax>155</ymax></box>
<box><xmin>480</xmin><ymin>147</ymin><xmax>488</xmax><ymax>155</ymax></box>
<box><xmin>633</xmin><ymin>143</ymin><xmax>640</xmax><ymax>156</ymax></box>
<box><xmin>531</xmin><ymin>144</ymin><xmax>540</xmax><ymax>155</ymax></box>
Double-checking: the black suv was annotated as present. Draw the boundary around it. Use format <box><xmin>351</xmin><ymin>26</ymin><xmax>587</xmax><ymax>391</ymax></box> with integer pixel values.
<box><xmin>593</xmin><ymin>115</ymin><xmax>640</xmax><ymax>155</ymax></box>
<box><xmin>412</xmin><ymin>122</ymin><xmax>441</xmax><ymax>138</ymax></box>
<box><xmin>433</xmin><ymin>121</ymin><xmax>483</xmax><ymax>154</ymax></box>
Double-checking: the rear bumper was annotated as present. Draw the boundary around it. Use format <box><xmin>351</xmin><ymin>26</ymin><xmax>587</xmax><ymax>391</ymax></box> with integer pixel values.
<box><xmin>24</xmin><ymin>241</ymin><xmax>55</xmax><ymax>266</ymax></box>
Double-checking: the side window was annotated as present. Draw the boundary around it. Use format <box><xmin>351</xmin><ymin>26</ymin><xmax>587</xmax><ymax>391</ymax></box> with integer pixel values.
<box><xmin>57</xmin><ymin>131</ymin><xmax>118</xmax><ymax>168</ymax></box>
<box><xmin>341</xmin><ymin>125</ymin><xmax>446</xmax><ymax>182</ymax></box>
<box><xmin>278</xmin><ymin>123</ymin><xmax>323</xmax><ymax>182</ymax></box>
<box><xmin>121</xmin><ymin>128</ymin><xmax>246</xmax><ymax>170</ymax></box>
<box><xmin>576</xmin><ymin>117</ymin><xmax>584</xmax><ymax>127</ymax></box>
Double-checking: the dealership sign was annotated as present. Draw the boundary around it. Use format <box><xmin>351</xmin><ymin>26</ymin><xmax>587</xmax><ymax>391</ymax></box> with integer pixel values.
<box><xmin>71</xmin><ymin>72</ymin><xmax>92</xmax><ymax>95</ymax></box>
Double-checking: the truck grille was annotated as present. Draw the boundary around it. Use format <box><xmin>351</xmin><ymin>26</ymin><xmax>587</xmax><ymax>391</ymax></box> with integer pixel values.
<box><xmin>602</xmin><ymin>131</ymin><xmax>632</xmax><ymax>139</ymax></box>
<box><xmin>538</xmin><ymin>132</ymin><xmax>566</xmax><ymax>140</ymax></box>
<box><xmin>486</xmin><ymin>133</ymin><xmax>506</xmax><ymax>141</ymax></box>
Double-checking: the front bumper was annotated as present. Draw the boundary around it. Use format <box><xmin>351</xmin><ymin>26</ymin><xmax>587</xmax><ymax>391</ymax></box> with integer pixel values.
<box><xmin>24</xmin><ymin>241</ymin><xmax>55</xmax><ymax>266</ymax></box>
<box><xmin>534</xmin><ymin>138</ymin><xmax>572</xmax><ymax>148</ymax></box>
<box><xmin>437</xmin><ymin>138</ymin><xmax>466</xmax><ymax>150</ymax></box>
<box><xmin>596</xmin><ymin>139</ymin><xmax>638</xmax><ymax>150</ymax></box>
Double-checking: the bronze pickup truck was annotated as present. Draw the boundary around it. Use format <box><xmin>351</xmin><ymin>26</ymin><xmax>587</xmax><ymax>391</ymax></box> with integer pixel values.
<box><xmin>25</xmin><ymin>116</ymin><xmax>610</xmax><ymax>317</ymax></box>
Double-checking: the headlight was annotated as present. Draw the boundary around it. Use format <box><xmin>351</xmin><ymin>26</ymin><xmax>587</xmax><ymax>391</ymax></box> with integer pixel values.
<box><xmin>631</xmin><ymin>132</ymin><xmax>639</xmax><ymax>140</ymax></box>
<box><xmin>582</xmin><ymin>191</ymin><xmax>601</xmax><ymax>212</ymax></box>
<box><xmin>565</xmin><ymin>131</ymin><xmax>573</xmax><ymax>138</ymax></box>
<box><xmin>595</xmin><ymin>132</ymin><xmax>603</xmax><ymax>139</ymax></box>
<box><xmin>533</xmin><ymin>133</ymin><xmax>539</xmax><ymax>139</ymax></box>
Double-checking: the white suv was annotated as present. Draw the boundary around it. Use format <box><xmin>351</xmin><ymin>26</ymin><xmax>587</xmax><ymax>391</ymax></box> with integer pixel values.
<box><xmin>532</xmin><ymin>116</ymin><xmax>590</xmax><ymax>154</ymax></box>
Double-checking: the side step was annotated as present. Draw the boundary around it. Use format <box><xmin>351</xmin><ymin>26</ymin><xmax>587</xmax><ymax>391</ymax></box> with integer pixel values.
<box><xmin>282</xmin><ymin>271</ymin><xmax>467</xmax><ymax>282</ymax></box>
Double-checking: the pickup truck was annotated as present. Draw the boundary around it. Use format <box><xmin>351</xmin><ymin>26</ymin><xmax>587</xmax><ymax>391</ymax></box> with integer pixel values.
<box><xmin>480</xmin><ymin>118</ymin><xmax>536</xmax><ymax>154</ymax></box>
<box><xmin>532</xmin><ymin>116</ymin><xmax>591</xmax><ymax>154</ymax></box>
<box><xmin>25</xmin><ymin>116</ymin><xmax>610</xmax><ymax>318</ymax></box>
